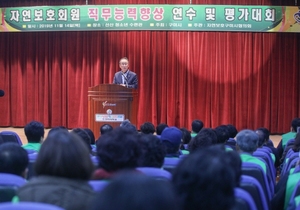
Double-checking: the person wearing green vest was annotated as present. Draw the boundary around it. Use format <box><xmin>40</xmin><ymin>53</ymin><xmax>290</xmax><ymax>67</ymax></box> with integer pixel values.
<box><xmin>271</xmin><ymin>164</ymin><xmax>300</xmax><ymax>210</ymax></box>
<box><xmin>236</xmin><ymin>129</ymin><xmax>267</xmax><ymax>175</ymax></box>
<box><xmin>22</xmin><ymin>120</ymin><xmax>44</xmax><ymax>152</ymax></box>
<box><xmin>190</xmin><ymin>119</ymin><xmax>203</xmax><ymax>137</ymax></box>
<box><xmin>277</xmin><ymin>118</ymin><xmax>300</xmax><ymax>160</ymax></box>
<box><xmin>188</xmin><ymin>128</ymin><xmax>216</xmax><ymax>153</ymax></box>
<box><xmin>180</xmin><ymin>128</ymin><xmax>191</xmax><ymax>155</ymax></box>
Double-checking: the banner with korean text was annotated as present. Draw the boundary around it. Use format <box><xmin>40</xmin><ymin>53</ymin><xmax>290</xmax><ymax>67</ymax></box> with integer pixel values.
<box><xmin>0</xmin><ymin>5</ymin><xmax>300</xmax><ymax>32</ymax></box>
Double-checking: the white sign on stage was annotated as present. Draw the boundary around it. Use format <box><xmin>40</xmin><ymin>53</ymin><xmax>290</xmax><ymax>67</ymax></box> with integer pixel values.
<box><xmin>95</xmin><ymin>114</ymin><xmax>124</xmax><ymax>122</ymax></box>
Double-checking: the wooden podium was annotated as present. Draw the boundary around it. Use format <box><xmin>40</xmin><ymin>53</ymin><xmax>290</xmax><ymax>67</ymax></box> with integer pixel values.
<box><xmin>88</xmin><ymin>84</ymin><xmax>138</xmax><ymax>137</ymax></box>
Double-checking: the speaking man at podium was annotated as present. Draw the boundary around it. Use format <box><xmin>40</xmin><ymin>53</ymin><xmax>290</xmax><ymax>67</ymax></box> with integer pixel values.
<box><xmin>112</xmin><ymin>57</ymin><xmax>138</xmax><ymax>89</ymax></box>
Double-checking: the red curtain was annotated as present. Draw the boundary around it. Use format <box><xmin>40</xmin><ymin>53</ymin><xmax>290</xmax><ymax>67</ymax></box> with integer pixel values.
<box><xmin>0</xmin><ymin>0</ymin><xmax>299</xmax><ymax>133</ymax></box>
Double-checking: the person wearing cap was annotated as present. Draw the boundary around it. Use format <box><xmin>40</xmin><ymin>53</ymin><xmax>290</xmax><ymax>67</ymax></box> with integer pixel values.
<box><xmin>160</xmin><ymin>126</ymin><xmax>183</xmax><ymax>157</ymax></box>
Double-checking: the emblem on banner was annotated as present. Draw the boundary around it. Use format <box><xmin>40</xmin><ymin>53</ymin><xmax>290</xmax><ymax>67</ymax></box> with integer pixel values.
<box><xmin>106</xmin><ymin>109</ymin><xmax>112</xmax><ymax>116</ymax></box>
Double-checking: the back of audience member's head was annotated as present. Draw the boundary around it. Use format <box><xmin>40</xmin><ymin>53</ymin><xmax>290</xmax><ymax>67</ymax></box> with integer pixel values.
<box><xmin>120</xmin><ymin>119</ymin><xmax>137</xmax><ymax>133</ymax></box>
<box><xmin>200</xmin><ymin>128</ymin><xmax>218</xmax><ymax>144</ymax></box>
<box><xmin>91</xmin><ymin>172</ymin><xmax>179</xmax><ymax>210</ymax></box>
<box><xmin>24</xmin><ymin>120</ymin><xmax>45</xmax><ymax>143</ymax></box>
<box><xmin>35</xmin><ymin>130</ymin><xmax>94</xmax><ymax>180</ymax></box>
<box><xmin>188</xmin><ymin>129</ymin><xmax>215</xmax><ymax>153</ymax></box>
<box><xmin>227</xmin><ymin>124</ymin><xmax>238</xmax><ymax>138</ymax></box>
<box><xmin>120</xmin><ymin>119</ymin><xmax>131</xmax><ymax>127</ymax></box>
<box><xmin>71</xmin><ymin>128</ymin><xmax>92</xmax><ymax>152</ymax></box>
<box><xmin>214</xmin><ymin>125</ymin><xmax>230</xmax><ymax>144</ymax></box>
<box><xmin>100</xmin><ymin>124</ymin><xmax>113</xmax><ymax>135</ymax></box>
<box><xmin>84</xmin><ymin>128</ymin><xmax>95</xmax><ymax>145</ymax></box>
<box><xmin>256</xmin><ymin>127</ymin><xmax>270</xmax><ymax>143</ymax></box>
<box><xmin>180</xmin><ymin>128</ymin><xmax>191</xmax><ymax>145</ymax></box>
<box><xmin>236</xmin><ymin>129</ymin><xmax>259</xmax><ymax>153</ymax></box>
<box><xmin>140</xmin><ymin>122</ymin><xmax>155</xmax><ymax>134</ymax></box>
<box><xmin>291</xmin><ymin>118</ymin><xmax>300</xmax><ymax>132</ymax></box>
<box><xmin>137</xmin><ymin>134</ymin><xmax>165</xmax><ymax>168</ymax></box>
<box><xmin>48</xmin><ymin>126</ymin><xmax>68</xmax><ymax>135</ymax></box>
<box><xmin>96</xmin><ymin>127</ymin><xmax>141</xmax><ymax>172</ymax></box>
<box><xmin>191</xmin><ymin>120</ymin><xmax>204</xmax><ymax>133</ymax></box>
<box><xmin>0</xmin><ymin>142</ymin><xmax>29</xmax><ymax>177</ymax></box>
<box><xmin>172</xmin><ymin>145</ymin><xmax>235</xmax><ymax>210</ymax></box>
<box><xmin>160</xmin><ymin>127</ymin><xmax>182</xmax><ymax>155</ymax></box>
<box><xmin>255</xmin><ymin>129</ymin><xmax>265</xmax><ymax>147</ymax></box>
<box><xmin>156</xmin><ymin>123</ymin><xmax>168</xmax><ymax>135</ymax></box>
<box><xmin>292</xmin><ymin>132</ymin><xmax>300</xmax><ymax>152</ymax></box>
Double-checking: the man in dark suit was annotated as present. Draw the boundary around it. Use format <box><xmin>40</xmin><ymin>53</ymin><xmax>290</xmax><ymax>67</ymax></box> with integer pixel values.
<box><xmin>112</xmin><ymin>57</ymin><xmax>138</xmax><ymax>89</ymax></box>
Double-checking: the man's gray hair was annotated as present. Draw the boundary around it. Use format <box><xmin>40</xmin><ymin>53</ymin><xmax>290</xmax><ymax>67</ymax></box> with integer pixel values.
<box><xmin>236</xmin><ymin>129</ymin><xmax>259</xmax><ymax>153</ymax></box>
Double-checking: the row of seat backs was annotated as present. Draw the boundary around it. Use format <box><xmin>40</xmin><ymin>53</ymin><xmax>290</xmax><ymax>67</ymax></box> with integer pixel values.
<box><xmin>87</xmin><ymin>175</ymin><xmax>268</xmax><ymax>210</ymax></box>
<box><xmin>281</xmin><ymin>151</ymin><xmax>299</xmax><ymax>177</ymax></box>
<box><xmin>288</xmin><ymin>179</ymin><xmax>300</xmax><ymax>210</ymax></box>
<box><xmin>241</xmin><ymin>162</ymin><xmax>273</xmax><ymax>202</ymax></box>
<box><xmin>0</xmin><ymin>202</ymin><xmax>63</xmax><ymax>210</ymax></box>
<box><xmin>240</xmin><ymin>175</ymin><xmax>269</xmax><ymax>210</ymax></box>
<box><xmin>0</xmin><ymin>172</ymin><xmax>269</xmax><ymax>210</ymax></box>
<box><xmin>253</xmin><ymin>149</ymin><xmax>276</xmax><ymax>192</ymax></box>
<box><xmin>0</xmin><ymin>173</ymin><xmax>27</xmax><ymax>203</ymax></box>
<box><xmin>88</xmin><ymin>180</ymin><xmax>264</xmax><ymax>210</ymax></box>
<box><xmin>0</xmin><ymin>131</ymin><xmax>22</xmax><ymax>146</ymax></box>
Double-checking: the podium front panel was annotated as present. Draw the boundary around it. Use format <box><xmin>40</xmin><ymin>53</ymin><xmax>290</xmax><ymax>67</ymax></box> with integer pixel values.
<box><xmin>88</xmin><ymin>84</ymin><xmax>138</xmax><ymax>138</ymax></box>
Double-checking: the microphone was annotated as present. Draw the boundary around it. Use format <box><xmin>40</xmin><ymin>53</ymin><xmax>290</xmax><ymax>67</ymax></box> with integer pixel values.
<box><xmin>0</xmin><ymin>90</ymin><xmax>4</xmax><ymax>97</ymax></box>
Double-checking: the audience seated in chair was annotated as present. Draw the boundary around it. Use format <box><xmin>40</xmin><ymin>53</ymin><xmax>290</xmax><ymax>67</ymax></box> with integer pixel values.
<box><xmin>71</xmin><ymin>128</ymin><xmax>93</xmax><ymax>154</ymax></box>
<box><xmin>280</xmin><ymin>133</ymin><xmax>300</xmax><ymax>171</ymax></box>
<box><xmin>0</xmin><ymin>142</ymin><xmax>28</xmax><ymax>178</ymax></box>
<box><xmin>84</xmin><ymin>128</ymin><xmax>95</xmax><ymax>145</ymax></box>
<box><xmin>215</xmin><ymin>125</ymin><xmax>230</xmax><ymax>145</ymax></box>
<box><xmin>99</xmin><ymin>124</ymin><xmax>113</xmax><ymax>136</ymax></box>
<box><xmin>179</xmin><ymin>128</ymin><xmax>191</xmax><ymax>154</ymax></box>
<box><xmin>191</xmin><ymin>119</ymin><xmax>204</xmax><ymax>137</ymax></box>
<box><xmin>254</xmin><ymin>129</ymin><xmax>276</xmax><ymax>182</ymax></box>
<box><xmin>160</xmin><ymin>126</ymin><xmax>182</xmax><ymax>157</ymax></box>
<box><xmin>90</xmin><ymin>172</ymin><xmax>179</xmax><ymax>210</ymax></box>
<box><xmin>188</xmin><ymin>128</ymin><xmax>216</xmax><ymax>153</ymax></box>
<box><xmin>225</xmin><ymin>124</ymin><xmax>238</xmax><ymax>150</ymax></box>
<box><xmin>172</xmin><ymin>145</ymin><xmax>236</xmax><ymax>210</ymax></box>
<box><xmin>277</xmin><ymin>118</ymin><xmax>300</xmax><ymax>160</ymax></box>
<box><xmin>120</xmin><ymin>119</ymin><xmax>137</xmax><ymax>133</ymax></box>
<box><xmin>16</xmin><ymin>130</ymin><xmax>95</xmax><ymax>210</ymax></box>
<box><xmin>22</xmin><ymin>121</ymin><xmax>44</xmax><ymax>152</ymax></box>
<box><xmin>92</xmin><ymin>127</ymin><xmax>141</xmax><ymax>180</ymax></box>
<box><xmin>47</xmin><ymin>126</ymin><xmax>68</xmax><ymax>136</ymax></box>
<box><xmin>236</xmin><ymin>129</ymin><xmax>267</xmax><ymax>175</ymax></box>
<box><xmin>137</xmin><ymin>134</ymin><xmax>165</xmax><ymax>168</ymax></box>
<box><xmin>155</xmin><ymin>123</ymin><xmax>168</xmax><ymax>138</ymax></box>
<box><xmin>271</xmin><ymin>157</ymin><xmax>300</xmax><ymax>210</ymax></box>
<box><xmin>271</xmin><ymin>134</ymin><xmax>300</xmax><ymax>210</ymax></box>
<box><xmin>256</xmin><ymin>127</ymin><xmax>280</xmax><ymax>168</ymax></box>
<box><xmin>0</xmin><ymin>143</ymin><xmax>28</xmax><ymax>202</ymax></box>
<box><xmin>140</xmin><ymin>122</ymin><xmax>155</xmax><ymax>135</ymax></box>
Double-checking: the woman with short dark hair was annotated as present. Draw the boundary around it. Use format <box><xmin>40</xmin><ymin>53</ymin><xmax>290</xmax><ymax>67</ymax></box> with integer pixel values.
<box><xmin>17</xmin><ymin>130</ymin><xmax>95</xmax><ymax>210</ymax></box>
